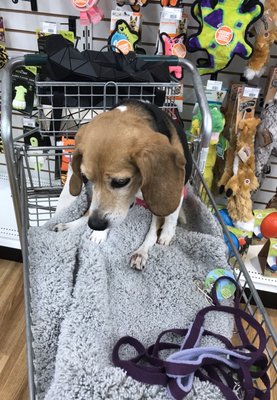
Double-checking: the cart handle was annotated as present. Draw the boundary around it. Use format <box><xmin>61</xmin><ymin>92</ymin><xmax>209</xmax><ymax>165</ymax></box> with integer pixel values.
<box><xmin>24</xmin><ymin>53</ymin><xmax>48</xmax><ymax>66</ymax></box>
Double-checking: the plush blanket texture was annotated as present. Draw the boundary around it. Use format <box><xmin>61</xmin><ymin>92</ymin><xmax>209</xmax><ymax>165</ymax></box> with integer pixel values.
<box><xmin>28</xmin><ymin>186</ymin><xmax>232</xmax><ymax>400</ymax></box>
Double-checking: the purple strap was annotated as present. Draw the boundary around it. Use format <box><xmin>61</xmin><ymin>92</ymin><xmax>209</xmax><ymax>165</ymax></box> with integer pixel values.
<box><xmin>112</xmin><ymin>277</ymin><xmax>270</xmax><ymax>400</ymax></box>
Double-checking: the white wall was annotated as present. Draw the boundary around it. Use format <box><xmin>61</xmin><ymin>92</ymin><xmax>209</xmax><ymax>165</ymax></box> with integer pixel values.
<box><xmin>0</xmin><ymin>0</ymin><xmax>276</xmax><ymax>207</ymax></box>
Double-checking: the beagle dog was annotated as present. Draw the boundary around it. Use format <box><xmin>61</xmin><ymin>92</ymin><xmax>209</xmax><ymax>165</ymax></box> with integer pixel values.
<box><xmin>55</xmin><ymin>99</ymin><xmax>192</xmax><ymax>270</ymax></box>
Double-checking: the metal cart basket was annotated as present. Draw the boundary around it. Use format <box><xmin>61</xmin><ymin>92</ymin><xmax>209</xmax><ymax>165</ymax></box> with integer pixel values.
<box><xmin>1</xmin><ymin>55</ymin><xmax>276</xmax><ymax>400</ymax></box>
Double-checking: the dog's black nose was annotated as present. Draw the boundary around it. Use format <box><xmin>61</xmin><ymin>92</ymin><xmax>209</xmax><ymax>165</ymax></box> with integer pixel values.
<box><xmin>88</xmin><ymin>213</ymin><xmax>109</xmax><ymax>231</ymax></box>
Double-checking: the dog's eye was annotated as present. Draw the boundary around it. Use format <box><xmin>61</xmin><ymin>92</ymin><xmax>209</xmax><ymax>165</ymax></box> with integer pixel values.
<box><xmin>111</xmin><ymin>178</ymin><xmax>130</xmax><ymax>188</ymax></box>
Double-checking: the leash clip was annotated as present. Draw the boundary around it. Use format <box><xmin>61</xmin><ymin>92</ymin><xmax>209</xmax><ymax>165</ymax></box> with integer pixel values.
<box><xmin>194</xmin><ymin>279</ymin><xmax>213</xmax><ymax>305</ymax></box>
<box><xmin>233</xmin><ymin>382</ymin><xmax>244</xmax><ymax>400</ymax></box>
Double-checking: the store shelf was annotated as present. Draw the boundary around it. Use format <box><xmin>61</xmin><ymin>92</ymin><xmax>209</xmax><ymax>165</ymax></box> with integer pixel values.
<box><xmin>0</xmin><ymin>171</ymin><xmax>20</xmax><ymax>249</ymax></box>
<box><xmin>239</xmin><ymin>244</ymin><xmax>277</xmax><ymax>294</ymax></box>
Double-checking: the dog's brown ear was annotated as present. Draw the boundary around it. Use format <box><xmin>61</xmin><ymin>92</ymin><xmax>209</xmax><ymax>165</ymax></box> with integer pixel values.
<box><xmin>69</xmin><ymin>124</ymin><xmax>87</xmax><ymax>196</ymax></box>
<box><xmin>69</xmin><ymin>149</ymin><xmax>83</xmax><ymax>196</ymax></box>
<box><xmin>135</xmin><ymin>138</ymin><xmax>185</xmax><ymax>216</ymax></box>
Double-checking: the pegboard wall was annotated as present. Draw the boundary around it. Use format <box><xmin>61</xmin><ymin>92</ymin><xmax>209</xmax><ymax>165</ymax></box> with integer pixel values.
<box><xmin>0</xmin><ymin>0</ymin><xmax>276</xmax><ymax>209</ymax></box>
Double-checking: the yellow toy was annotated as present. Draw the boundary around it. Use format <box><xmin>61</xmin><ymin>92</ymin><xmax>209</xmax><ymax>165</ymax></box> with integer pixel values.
<box><xmin>191</xmin><ymin>105</ymin><xmax>225</xmax><ymax>192</ymax></box>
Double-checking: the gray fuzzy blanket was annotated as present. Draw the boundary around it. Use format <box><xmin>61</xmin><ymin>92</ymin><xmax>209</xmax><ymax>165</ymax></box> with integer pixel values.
<box><xmin>28</xmin><ymin>186</ymin><xmax>232</xmax><ymax>400</ymax></box>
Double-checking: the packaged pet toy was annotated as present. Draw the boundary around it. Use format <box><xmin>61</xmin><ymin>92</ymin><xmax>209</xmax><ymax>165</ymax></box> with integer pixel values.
<box><xmin>244</xmin><ymin>0</ymin><xmax>277</xmax><ymax>80</ymax></box>
<box><xmin>190</xmin><ymin>104</ymin><xmax>225</xmax><ymax>191</ymax></box>
<box><xmin>218</xmin><ymin>118</ymin><xmax>261</xmax><ymax>231</ymax></box>
<box><xmin>110</xmin><ymin>9</ymin><xmax>142</xmax><ymax>34</ymax></box>
<box><xmin>187</xmin><ymin>0</ymin><xmax>263</xmax><ymax>75</ymax></box>
<box><xmin>156</xmin><ymin>7</ymin><xmax>188</xmax><ymax>79</ymax></box>
<box><xmin>254</xmin><ymin>102</ymin><xmax>277</xmax><ymax>183</ymax></box>
<box><xmin>159</xmin><ymin>32</ymin><xmax>186</xmax><ymax>79</ymax></box>
<box><xmin>116</xmin><ymin>0</ymin><xmax>148</xmax><ymax>12</ymax></box>
<box><xmin>72</xmin><ymin>0</ymin><xmax>104</xmax><ymax>25</ymax></box>
<box><xmin>258</xmin><ymin>238</ymin><xmax>277</xmax><ymax>276</ymax></box>
<box><xmin>160</xmin><ymin>0</ymin><xmax>180</xmax><ymax>7</ymax></box>
<box><xmin>108</xmin><ymin>19</ymin><xmax>140</xmax><ymax>54</ymax></box>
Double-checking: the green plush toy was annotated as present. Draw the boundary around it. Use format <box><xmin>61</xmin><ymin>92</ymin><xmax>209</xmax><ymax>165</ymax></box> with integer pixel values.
<box><xmin>191</xmin><ymin>105</ymin><xmax>225</xmax><ymax>192</ymax></box>
<box><xmin>187</xmin><ymin>0</ymin><xmax>263</xmax><ymax>75</ymax></box>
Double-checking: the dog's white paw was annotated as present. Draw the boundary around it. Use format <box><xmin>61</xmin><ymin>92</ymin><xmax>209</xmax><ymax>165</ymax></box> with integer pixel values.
<box><xmin>54</xmin><ymin>223</ymin><xmax>70</xmax><ymax>232</ymax></box>
<box><xmin>89</xmin><ymin>230</ymin><xmax>108</xmax><ymax>244</ymax></box>
<box><xmin>130</xmin><ymin>250</ymin><xmax>148</xmax><ymax>271</ymax></box>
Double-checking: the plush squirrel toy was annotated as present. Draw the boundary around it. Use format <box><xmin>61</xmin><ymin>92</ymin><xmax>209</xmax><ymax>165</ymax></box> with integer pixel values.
<box><xmin>244</xmin><ymin>0</ymin><xmax>277</xmax><ymax>80</ymax></box>
<box><xmin>255</xmin><ymin>102</ymin><xmax>277</xmax><ymax>182</ymax></box>
<box><xmin>218</xmin><ymin>118</ymin><xmax>261</xmax><ymax>231</ymax></box>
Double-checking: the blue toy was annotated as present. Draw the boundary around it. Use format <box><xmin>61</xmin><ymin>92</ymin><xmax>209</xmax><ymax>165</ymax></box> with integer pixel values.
<box><xmin>218</xmin><ymin>208</ymin><xmax>234</xmax><ymax>227</ymax></box>
<box><xmin>269</xmin><ymin>264</ymin><xmax>277</xmax><ymax>272</ymax></box>
<box><xmin>205</xmin><ymin>268</ymin><xmax>236</xmax><ymax>301</ymax></box>
<box><xmin>224</xmin><ymin>231</ymin><xmax>239</xmax><ymax>257</ymax></box>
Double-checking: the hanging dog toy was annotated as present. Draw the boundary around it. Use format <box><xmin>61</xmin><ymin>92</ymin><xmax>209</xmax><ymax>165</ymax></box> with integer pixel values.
<box><xmin>159</xmin><ymin>32</ymin><xmax>186</xmax><ymax>79</ymax></box>
<box><xmin>160</xmin><ymin>0</ymin><xmax>180</xmax><ymax>7</ymax></box>
<box><xmin>187</xmin><ymin>0</ymin><xmax>263</xmax><ymax>75</ymax></box>
<box><xmin>72</xmin><ymin>0</ymin><xmax>104</xmax><ymax>25</ymax></box>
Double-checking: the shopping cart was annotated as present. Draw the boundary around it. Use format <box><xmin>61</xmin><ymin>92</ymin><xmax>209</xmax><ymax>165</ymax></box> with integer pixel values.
<box><xmin>1</xmin><ymin>54</ymin><xmax>276</xmax><ymax>400</ymax></box>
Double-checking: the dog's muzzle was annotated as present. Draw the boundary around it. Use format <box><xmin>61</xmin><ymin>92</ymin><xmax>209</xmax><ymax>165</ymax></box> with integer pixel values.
<box><xmin>88</xmin><ymin>211</ymin><xmax>109</xmax><ymax>231</ymax></box>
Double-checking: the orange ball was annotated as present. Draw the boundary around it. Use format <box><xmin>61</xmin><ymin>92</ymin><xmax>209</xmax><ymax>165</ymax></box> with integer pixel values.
<box><xmin>260</xmin><ymin>212</ymin><xmax>277</xmax><ymax>238</ymax></box>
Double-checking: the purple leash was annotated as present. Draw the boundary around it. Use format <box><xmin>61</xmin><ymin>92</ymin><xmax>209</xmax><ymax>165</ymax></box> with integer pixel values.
<box><xmin>112</xmin><ymin>277</ymin><xmax>270</xmax><ymax>400</ymax></box>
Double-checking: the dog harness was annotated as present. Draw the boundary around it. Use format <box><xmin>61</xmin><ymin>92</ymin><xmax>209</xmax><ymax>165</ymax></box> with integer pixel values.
<box><xmin>113</xmin><ymin>277</ymin><xmax>270</xmax><ymax>400</ymax></box>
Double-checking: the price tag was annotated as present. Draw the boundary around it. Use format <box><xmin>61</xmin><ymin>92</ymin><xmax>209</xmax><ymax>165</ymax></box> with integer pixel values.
<box><xmin>23</xmin><ymin>117</ymin><xmax>36</xmax><ymax>128</ymax></box>
<box><xmin>243</xmin><ymin>87</ymin><xmax>261</xmax><ymax>98</ymax></box>
<box><xmin>206</xmin><ymin>80</ymin><xmax>223</xmax><ymax>91</ymax></box>
<box><xmin>42</xmin><ymin>22</ymin><xmax>58</xmax><ymax>34</ymax></box>
<box><xmin>162</xmin><ymin>7</ymin><xmax>182</xmax><ymax>20</ymax></box>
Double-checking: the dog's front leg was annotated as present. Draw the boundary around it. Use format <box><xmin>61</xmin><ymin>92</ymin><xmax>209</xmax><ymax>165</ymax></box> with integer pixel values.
<box><xmin>130</xmin><ymin>215</ymin><xmax>159</xmax><ymax>271</ymax></box>
<box><xmin>89</xmin><ymin>229</ymin><xmax>110</xmax><ymax>244</ymax></box>
<box><xmin>54</xmin><ymin>214</ymin><xmax>89</xmax><ymax>232</ymax></box>
<box><xmin>158</xmin><ymin>196</ymin><xmax>184</xmax><ymax>245</ymax></box>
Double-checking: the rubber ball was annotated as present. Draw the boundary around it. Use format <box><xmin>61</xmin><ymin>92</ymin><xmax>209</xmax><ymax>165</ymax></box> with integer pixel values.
<box><xmin>260</xmin><ymin>212</ymin><xmax>277</xmax><ymax>238</ymax></box>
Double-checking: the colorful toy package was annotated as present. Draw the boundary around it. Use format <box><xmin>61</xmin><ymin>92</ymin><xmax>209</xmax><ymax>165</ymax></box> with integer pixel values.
<box><xmin>156</xmin><ymin>7</ymin><xmax>188</xmax><ymax>79</ymax></box>
<box><xmin>108</xmin><ymin>9</ymin><xmax>142</xmax><ymax>54</ymax></box>
<box><xmin>227</xmin><ymin>225</ymin><xmax>253</xmax><ymax>258</ymax></box>
<box><xmin>258</xmin><ymin>238</ymin><xmax>277</xmax><ymax>277</ymax></box>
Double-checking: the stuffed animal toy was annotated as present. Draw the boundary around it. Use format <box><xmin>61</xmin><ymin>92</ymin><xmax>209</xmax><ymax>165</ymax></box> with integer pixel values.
<box><xmin>108</xmin><ymin>19</ymin><xmax>140</xmax><ymax>54</ymax></box>
<box><xmin>159</xmin><ymin>32</ymin><xmax>186</xmax><ymax>79</ymax></box>
<box><xmin>72</xmin><ymin>0</ymin><xmax>104</xmax><ymax>25</ymax></box>
<box><xmin>222</xmin><ymin>118</ymin><xmax>261</xmax><ymax>231</ymax></box>
<box><xmin>255</xmin><ymin>102</ymin><xmax>277</xmax><ymax>183</ymax></box>
<box><xmin>244</xmin><ymin>0</ymin><xmax>277</xmax><ymax>80</ymax></box>
<box><xmin>187</xmin><ymin>0</ymin><xmax>263</xmax><ymax>75</ymax></box>
<box><xmin>217</xmin><ymin>125</ymin><xmax>237</xmax><ymax>194</ymax></box>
